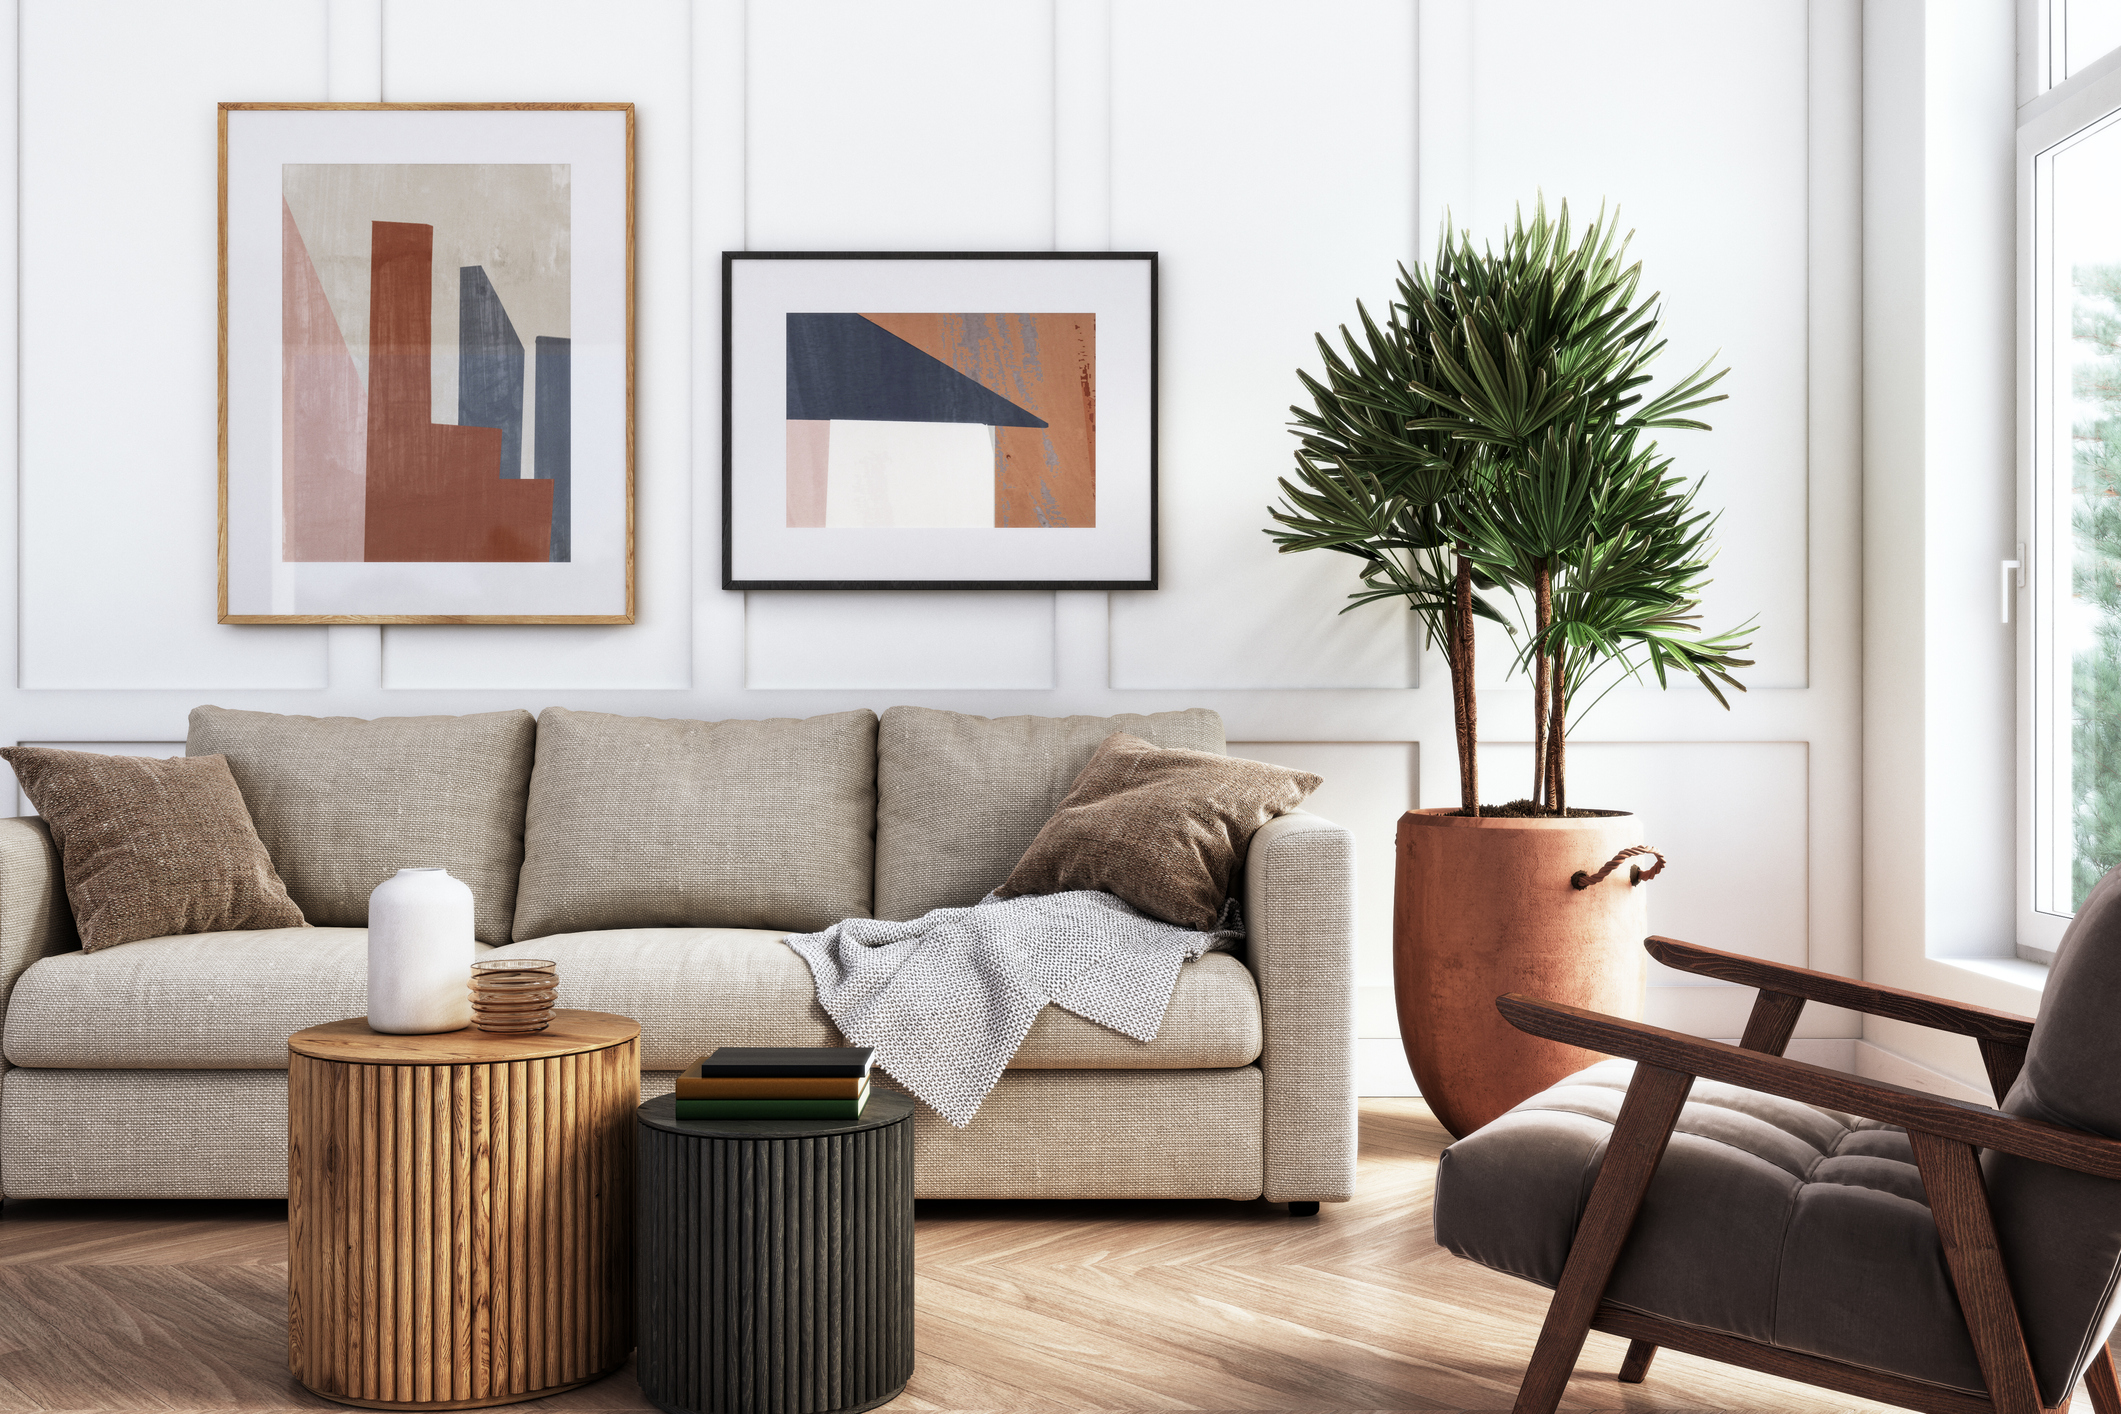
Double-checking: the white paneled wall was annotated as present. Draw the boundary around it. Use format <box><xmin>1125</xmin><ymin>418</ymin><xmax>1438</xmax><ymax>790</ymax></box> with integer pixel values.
<box><xmin>20</xmin><ymin>0</ymin><xmax>329</xmax><ymax>689</ymax></box>
<box><xmin>0</xmin><ymin>0</ymin><xmax>1861</xmax><ymax>1090</ymax></box>
<box><xmin>746</xmin><ymin>1</ymin><xmax>1055</xmax><ymax>251</ymax></box>
<box><xmin>1455</xmin><ymin>0</ymin><xmax>1813</xmax><ymax>689</ymax></box>
<box><xmin>746</xmin><ymin>593</ymin><xmax>1057</xmax><ymax>691</ymax></box>
<box><xmin>1107</xmin><ymin>1</ymin><xmax>1421</xmax><ymax>690</ymax></box>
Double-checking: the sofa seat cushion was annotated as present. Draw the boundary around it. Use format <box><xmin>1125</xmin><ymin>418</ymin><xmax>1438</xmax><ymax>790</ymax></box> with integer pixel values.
<box><xmin>1018</xmin><ymin>952</ymin><xmax>1260</xmax><ymax>1068</ymax></box>
<box><xmin>487</xmin><ymin>931</ymin><xmax>1263</xmax><ymax>1073</ymax></box>
<box><xmin>2</xmin><ymin>928</ymin><xmax>492</xmax><ymax>1069</ymax></box>
<box><xmin>488</xmin><ymin>930</ymin><xmax>837</xmax><ymax>1071</ymax></box>
<box><xmin>1433</xmin><ymin>1059</ymin><xmax>1986</xmax><ymax>1397</ymax></box>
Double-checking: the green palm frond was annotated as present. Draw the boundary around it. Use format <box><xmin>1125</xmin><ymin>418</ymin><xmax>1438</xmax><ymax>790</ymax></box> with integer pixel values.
<box><xmin>1266</xmin><ymin>194</ymin><xmax>1752</xmax><ymax>808</ymax></box>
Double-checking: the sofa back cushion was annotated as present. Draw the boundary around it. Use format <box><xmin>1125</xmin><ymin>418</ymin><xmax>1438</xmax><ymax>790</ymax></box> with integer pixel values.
<box><xmin>511</xmin><ymin>708</ymin><xmax>876</xmax><ymax>939</ymax></box>
<box><xmin>187</xmin><ymin>706</ymin><xmax>536</xmax><ymax>945</ymax></box>
<box><xmin>873</xmin><ymin>706</ymin><xmax>1225</xmax><ymax>921</ymax></box>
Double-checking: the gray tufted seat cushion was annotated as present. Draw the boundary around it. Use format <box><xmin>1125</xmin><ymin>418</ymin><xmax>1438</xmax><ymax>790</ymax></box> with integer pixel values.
<box><xmin>1434</xmin><ymin>1058</ymin><xmax>1987</xmax><ymax>1397</ymax></box>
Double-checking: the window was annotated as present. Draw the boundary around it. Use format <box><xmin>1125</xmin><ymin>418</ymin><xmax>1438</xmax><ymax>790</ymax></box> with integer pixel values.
<box><xmin>2061</xmin><ymin>0</ymin><xmax>2121</xmax><ymax>83</ymax></box>
<box><xmin>2023</xmin><ymin>5</ymin><xmax>2121</xmax><ymax>957</ymax></box>
<box><xmin>2031</xmin><ymin>1</ymin><xmax>2121</xmax><ymax>95</ymax></box>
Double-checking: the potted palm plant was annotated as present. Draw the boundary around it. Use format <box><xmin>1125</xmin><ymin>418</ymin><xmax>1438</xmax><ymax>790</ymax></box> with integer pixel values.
<box><xmin>1267</xmin><ymin>201</ymin><xmax>1753</xmax><ymax>1136</ymax></box>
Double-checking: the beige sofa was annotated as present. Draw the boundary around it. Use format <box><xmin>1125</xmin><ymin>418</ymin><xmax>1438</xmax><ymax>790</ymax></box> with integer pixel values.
<box><xmin>0</xmin><ymin>704</ymin><xmax>1355</xmax><ymax>1208</ymax></box>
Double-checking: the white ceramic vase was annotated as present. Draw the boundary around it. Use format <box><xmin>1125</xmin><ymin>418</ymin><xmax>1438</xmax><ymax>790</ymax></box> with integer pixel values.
<box><xmin>366</xmin><ymin>867</ymin><xmax>475</xmax><ymax>1034</ymax></box>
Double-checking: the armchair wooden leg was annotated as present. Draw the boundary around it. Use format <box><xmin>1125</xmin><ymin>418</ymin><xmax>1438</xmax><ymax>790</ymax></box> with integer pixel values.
<box><xmin>2087</xmin><ymin>1347</ymin><xmax>2121</xmax><ymax>1414</ymax></box>
<box><xmin>1510</xmin><ymin>1063</ymin><xmax>1695</xmax><ymax>1414</ymax></box>
<box><xmin>1907</xmin><ymin>1131</ymin><xmax>2044</xmax><ymax>1414</ymax></box>
<box><xmin>1618</xmin><ymin>1340</ymin><xmax>1658</xmax><ymax>1384</ymax></box>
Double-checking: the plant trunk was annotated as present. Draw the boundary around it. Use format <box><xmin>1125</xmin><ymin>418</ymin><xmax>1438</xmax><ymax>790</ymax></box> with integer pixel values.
<box><xmin>1532</xmin><ymin>559</ymin><xmax>1551</xmax><ymax>809</ymax></box>
<box><xmin>1454</xmin><ymin>552</ymin><xmax>1478</xmax><ymax>815</ymax></box>
<box><xmin>1549</xmin><ymin>652</ymin><xmax>1568</xmax><ymax>813</ymax></box>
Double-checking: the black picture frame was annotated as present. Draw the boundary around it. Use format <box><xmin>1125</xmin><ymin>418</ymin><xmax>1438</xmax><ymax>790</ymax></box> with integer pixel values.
<box><xmin>721</xmin><ymin>251</ymin><xmax>1158</xmax><ymax>591</ymax></box>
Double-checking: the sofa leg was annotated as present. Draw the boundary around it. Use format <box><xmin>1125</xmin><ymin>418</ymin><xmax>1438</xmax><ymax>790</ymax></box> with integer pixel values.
<box><xmin>1618</xmin><ymin>1341</ymin><xmax>1657</xmax><ymax>1384</ymax></box>
<box><xmin>1287</xmin><ymin>1201</ymin><xmax>1319</xmax><ymax>1217</ymax></box>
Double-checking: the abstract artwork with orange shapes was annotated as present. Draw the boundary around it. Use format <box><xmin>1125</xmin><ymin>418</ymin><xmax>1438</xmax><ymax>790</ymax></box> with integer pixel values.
<box><xmin>280</xmin><ymin>163</ymin><xmax>571</xmax><ymax>564</ymax></box>
<box><xmin>725</xmin><ymin>251</ymin><xmax>1154</xmax><ymax>590</ymax></box>
<box><xmin>784</xmin><ymin>312</ymin><xmax>1095</xmax><ymax>530</ymax></box>
<box><xmin>859</xmin><ymin>313</ymin><xmax>1096</xmax><ymax>528</ymax></box>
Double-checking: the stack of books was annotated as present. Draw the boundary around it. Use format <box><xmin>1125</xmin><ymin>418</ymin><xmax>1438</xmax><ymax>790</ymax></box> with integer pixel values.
<box><xmin>673</xmin><ymin>1046</ymin><xmax>875</xmax><ymax>1120</ymax></box>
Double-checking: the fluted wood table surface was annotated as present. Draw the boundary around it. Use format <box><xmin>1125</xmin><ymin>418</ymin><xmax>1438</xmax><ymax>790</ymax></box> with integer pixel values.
<box><xmin>287</xmin><ymin>1010</ymin><xmax>641</xmax><ymax>1410</ymax></box>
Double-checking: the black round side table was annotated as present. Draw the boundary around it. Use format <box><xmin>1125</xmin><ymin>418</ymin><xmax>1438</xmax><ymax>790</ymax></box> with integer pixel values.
<box><xmin>635</xmin><ymin>1091</ymin><xmax>917</xmax><ymax>1414</ymax></box>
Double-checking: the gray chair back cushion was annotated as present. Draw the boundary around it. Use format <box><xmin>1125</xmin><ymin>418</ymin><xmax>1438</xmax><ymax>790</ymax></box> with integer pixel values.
<box><xmin>187</xmin><ymin>706</ymin><xmax>535</xmax><ymax>946</ymax></box>
<box><xmin>873</xmin><ymin>707</ymin><xmax>1224</xmax><ymax>922</ymax></box>
<box><xmin>1988</xmin><ymin>863</ymin><xmax>2121</xmax><ymax>1403</ymax></box>
<box><xmin>511</xmin><ymin>708</ymin><xmax>876</xmax><ymax>939</ymax></box>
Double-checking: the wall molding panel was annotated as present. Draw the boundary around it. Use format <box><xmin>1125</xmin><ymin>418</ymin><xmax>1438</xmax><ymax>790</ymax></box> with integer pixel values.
<box><xmin>1106</xmin><ymin>0</ymin><xmax>1422</xmax><ymax>691</ymax></box>
<box><xmin>1</xmin><ymin>0</ymin><xmax>1862</xmax><ymax>1069</ymax></box>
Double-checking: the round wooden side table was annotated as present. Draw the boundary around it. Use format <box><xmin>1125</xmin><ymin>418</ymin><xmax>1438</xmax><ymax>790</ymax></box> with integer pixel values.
<box><xmin>287</xmin><ymin>1010</ymin><xmax>641</xmax><ymax>1410</ymax></box>
<box><xmin>634</xmin><ymin>1091</ymin><xmax>917</xmax><ymax>1414</ymax></box>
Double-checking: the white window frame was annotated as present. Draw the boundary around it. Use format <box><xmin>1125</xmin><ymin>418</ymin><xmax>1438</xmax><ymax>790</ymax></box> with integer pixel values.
<box><xmin>2022</xmin><ymin>0</ymin><xmax>2121</xmax><ymax>103</ymax></box>
<box><xmin>2023</xmin><ymin>0</ymin><xmax>2055</xmax><ymax>100</ymax></box>
<box><xmin>2016</xmin><ymin>36</ymin><xmax>2121</xmax><ymax>961</ymax></box>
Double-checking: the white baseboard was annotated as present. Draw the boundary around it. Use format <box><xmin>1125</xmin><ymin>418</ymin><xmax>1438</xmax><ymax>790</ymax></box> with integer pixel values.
<box><xmin>1355</xmin><ymin>1038</ymin><xmax>1419</xmax><ymax>1096</ymax></box>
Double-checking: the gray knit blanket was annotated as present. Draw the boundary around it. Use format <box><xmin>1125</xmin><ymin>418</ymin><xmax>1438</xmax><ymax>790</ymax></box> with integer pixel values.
<box><xmin>785</xmin><ymin>891</ymin><xmax>1239</xmax><ymax>1127</ymax></box>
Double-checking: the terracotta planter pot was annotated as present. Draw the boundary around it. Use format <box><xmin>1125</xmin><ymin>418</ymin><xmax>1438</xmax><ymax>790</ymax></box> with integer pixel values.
<box><xmin>1393</xmin><ymin>807</ymin><xmax>1650</xmax><ymax>1139</ymax></box>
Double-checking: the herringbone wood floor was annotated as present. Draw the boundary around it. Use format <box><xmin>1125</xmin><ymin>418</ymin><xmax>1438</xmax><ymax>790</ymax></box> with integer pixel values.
<box><xmin>0</xmin><ymin>1100</ymin><xmax>1921</xmax><ymax>1413</ymax></box>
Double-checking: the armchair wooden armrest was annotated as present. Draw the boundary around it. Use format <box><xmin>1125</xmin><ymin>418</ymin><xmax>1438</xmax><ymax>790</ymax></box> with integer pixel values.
<box><xmin>1647</xmin><ymin>936</ymin><xmax>2035</xmax><ymax>1043</ymax></box>
<box><xmin>1645</xmin><ymin>936</ymin><xmax>2035</xmax><ymax>1102</ymax></box>
<box><xmin>1497</xmin><ymin>994</ymin><xmax>2121</xmax><ymax>1180</ymax></box>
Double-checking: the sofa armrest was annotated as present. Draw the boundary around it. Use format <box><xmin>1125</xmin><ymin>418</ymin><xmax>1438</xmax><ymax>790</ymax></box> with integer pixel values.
<box><xmin>0</xmin><ymin>815</ymin><xmax>76</xmax><ymax>1063</ymax></box>
<box><xmin>1243</xmin><ymin>809</ymin><xmax>1356</xmax><ymax>1204</ymax></box>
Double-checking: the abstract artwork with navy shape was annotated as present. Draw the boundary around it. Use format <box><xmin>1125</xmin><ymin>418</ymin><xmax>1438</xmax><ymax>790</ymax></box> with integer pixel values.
<box><xmin>783</xmin><ymin>312</ymin><xmax>1096</xmax><ymax>530</ymax></box>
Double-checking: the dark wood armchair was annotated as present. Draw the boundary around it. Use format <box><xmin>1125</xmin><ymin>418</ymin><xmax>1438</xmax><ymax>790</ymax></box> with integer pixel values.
<box><xmin>1433</xmin><ymin>931</ymin><xmax>2121</xmax><ymax>1414</ymax></box>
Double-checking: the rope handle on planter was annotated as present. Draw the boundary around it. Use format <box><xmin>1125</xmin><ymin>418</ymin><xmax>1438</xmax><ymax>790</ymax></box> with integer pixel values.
<box><xmin>1571</xmin><ymin>845</ymin><xmax>1667</xmax><ymax>890</ymax></box>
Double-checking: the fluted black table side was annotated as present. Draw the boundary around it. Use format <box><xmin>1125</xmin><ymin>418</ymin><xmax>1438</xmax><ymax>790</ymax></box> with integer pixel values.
<box><xmin>634</xmin><ymin>1092</ymin><xmax>917</xmax><ymax>1414</ymax></box>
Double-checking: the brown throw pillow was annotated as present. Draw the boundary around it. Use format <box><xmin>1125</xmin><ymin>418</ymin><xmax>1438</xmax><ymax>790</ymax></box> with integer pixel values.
<box><xmin>994</xmin><ymin>732</ymin><xmax>1322</xmax><ymax>930</ymax></box>
<box><xmin>2</xmin><ymin>747</ymin><xmax>307</xmax><ymax>951</ymax></box>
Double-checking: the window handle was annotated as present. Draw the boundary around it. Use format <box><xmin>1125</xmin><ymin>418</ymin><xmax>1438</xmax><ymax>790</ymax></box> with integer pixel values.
<box><xmin>2002</xmin><ymin>546</ymin><xmax>2025</xmax><ymax>624</ymax></box>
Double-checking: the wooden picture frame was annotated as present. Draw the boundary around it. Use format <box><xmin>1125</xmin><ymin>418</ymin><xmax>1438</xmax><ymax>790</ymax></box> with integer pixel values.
<box><xmin>722</xmin><ymin>251</ymin><xmax>1158</xmax><ymax>591</ymax></box>
<box><xmin>218</xmin><ymin>102</ymin><xmax>635</xmax><ymax>624</ymax></box>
